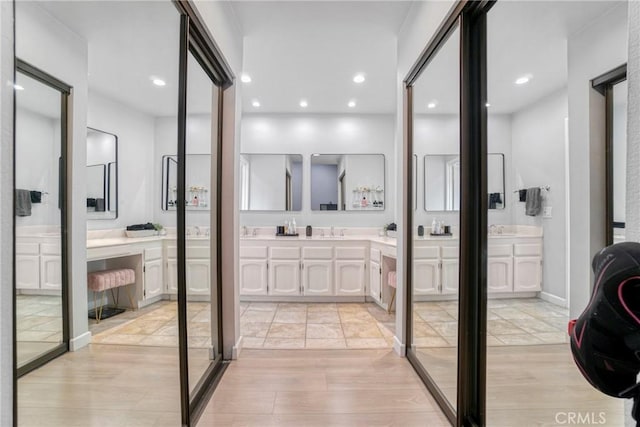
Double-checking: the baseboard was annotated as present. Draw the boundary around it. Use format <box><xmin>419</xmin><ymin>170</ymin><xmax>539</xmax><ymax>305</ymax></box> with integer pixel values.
<box><xmin>232</xmin><ymin>335</ymin><xmax>243</xmax><ymax>360</ymax></box>
<box><xmin>393</xmin><ymin>336</ymin><xmax>405</xmax><ymax>357</ymax></box>
<box><xmin>69</xmin><ymin>331</ymin><xmax>92</xmax><ymax>351</ymax></box>
<box><xmin>540</xmin><ymin>292</ymin><xmax>567</xmax><ymax>308</ymax></box>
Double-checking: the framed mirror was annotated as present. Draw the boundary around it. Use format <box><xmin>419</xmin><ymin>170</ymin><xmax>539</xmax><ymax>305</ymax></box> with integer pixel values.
<box><xmin>86</xmin><ymin>127</ymin><xmax>117</xmax><ymax>219</ymax></box>
<box><xmin>161</xmin><ymin>154</ymin><xmax>211</xmax><ymax>211</ymax></box>
<box><xmin>239</xmin><ymin>154</ymin><xmax>303</xmax><ymax>211</ymax></box>
<box><xmin>424</xmin><ymin>153</ymin><xmax>505</xmax><ymax>211</ymax></box>
<box><xmin>310</xmin><ymin>154</ymin><xmax>385</xmax><ymax>211</ymax></box>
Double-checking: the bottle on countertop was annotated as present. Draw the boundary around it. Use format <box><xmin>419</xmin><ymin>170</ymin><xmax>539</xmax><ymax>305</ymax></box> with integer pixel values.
<box><xmin>361</xmin><ymin>196</ymin><xmax>368</xmax><ymax>207</ymax></box>
<box><xmin>291</xmin><ymin>219</ymin><xmax>297</xmax><ymax>234</ymax></box>
<box><xmin>431</xmin><ymin>218</ymin><xmax>437</xmax><ymax>235</ymax></box>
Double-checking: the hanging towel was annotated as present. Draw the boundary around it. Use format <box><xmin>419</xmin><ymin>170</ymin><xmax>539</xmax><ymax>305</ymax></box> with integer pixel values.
<box><xmin>30</xmin><ymin>191</ymin><xmax>42</xmax><ymax>204</ymax></box>
<box><xmin>518</xmin><ymin>189</ymin><xmax>527</xmax><ymax>202</ymax></box>
<box><xmin>15</xmin><ymin>189</ymin><xmax>32</xmax><ymax>217</ymax></box>
<box><xmin>525</xmin><ymin>187</ymin><xmax>541</xmax><ymax>216</ymax></box>
<box><xmin>488</xmin><ymin>193</ymin><xmax>502</xmax><ymax>209</ymax></box>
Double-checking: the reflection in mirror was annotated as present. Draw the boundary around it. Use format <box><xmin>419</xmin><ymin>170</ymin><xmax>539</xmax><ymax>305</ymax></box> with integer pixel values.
<box><xmin>15</xmin><ymin>68</ymin><xmax>65</xmax><ymax>369</ymax></box>
<box><xmin>613</xmin><ymin>80</ymin><xmax>627</xmax><ymax>238</ymax></box>
<box><xmin>239</xmin><ymin>154</ymin><xmax>302</xmax><ymax>211</ymax></box>
<box><xmin>86</xmin><ymin>128</ymin><xmax>117</xmax><ymax>219</ymax></box>
<box><xmin>310</xmin><ymin>154</ymin><xmax>385</xmax><ymax>211</ymax></box>
<box><xmin>424</xmin><ymin>153</ymin><xmax>504</xmax><ymax>211</ymax></box>
<box><xmin>162</xmin><ymin>154</ymin><xmax>211</xmax><ymax>211</ymax></box>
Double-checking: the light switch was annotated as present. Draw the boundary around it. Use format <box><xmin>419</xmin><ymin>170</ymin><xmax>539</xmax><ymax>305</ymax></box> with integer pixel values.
<box><xmin>543</xmin><ymin>206</ymin><xmax>552</xmax><ymax>218</ymax></box>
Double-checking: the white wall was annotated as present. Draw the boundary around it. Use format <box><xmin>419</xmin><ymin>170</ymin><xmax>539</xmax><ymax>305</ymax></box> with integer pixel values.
<box><xmin>511</xmin><ymin>89</ymin><xmax>568</xmax><ymax>302</ymax></box>
<box><xmin>568</xmin><ymin>2</ymin><xmax>628</xmax><ymax>317</ymax></box>
<box><xmin>87</xmin><ymin>91</ymin><xmax>155</xmax><ymax>230</ymax></box>
<box><xmin>0</xmin><ymin>0</ymin><xmax>13</xmax><ymax>422</ymax></box>
<box><xmin>624</xmin><ymin>3</ymin><xmax>638</xmax><ymax>425</ymax></box>
<box><xmin>240</xmin><ymin>113</ymin><xmax>396</xmax><ymax>227</ymax></box>
<box><xmin>16</xmin><ymin>1</ymin><xmax>90</xmax><ymax>349</ymax></box>
<box><xmin>15</xmin><ymin>108</ymin><xmax>59</xmax><ymax>227</ymax></box>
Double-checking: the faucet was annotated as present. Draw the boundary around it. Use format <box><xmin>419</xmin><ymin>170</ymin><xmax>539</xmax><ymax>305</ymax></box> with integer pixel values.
<box><xmin>340</xmin><ymin>229</ymin><xmax>344</xmax><ymax>237</ymax></box>
<box><xmin>241</xmin><ymin>226</ymin><xmax>247</xmax><ymax>237</ymax></box>
<box><xmin>252</xmin><ymin>228</ymin><xmax>257</xmax><ymax>237</ymax></box>
<box><xmin>330</xmin><ymin>226</ymin><xmax>335</xmax><ymax>237</ymax></box>
<box><xmin>320</xmin><ymin>229</ymin><xmax>325</xmax><ymax>238</ymax></box>
<box><xmin>489</xmin><ymin>224</ymin><xmax>496</xmax><ymax>235</ymax></box>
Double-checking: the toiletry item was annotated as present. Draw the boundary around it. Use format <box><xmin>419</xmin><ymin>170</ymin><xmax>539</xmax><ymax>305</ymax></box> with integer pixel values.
<box><xmin>431</xmin><ymin>218</ymin><xmax>437</xmax><ymax>235</ymax></box>
<box><xmin>292</xmin><ymin>219</ymin><xmax>297</xmax><ymax>234</ymax></box>
<box><xmin>284</xmin><ymin>220</ymin><xmax>289</xmax><ymax>235</ymax></box>
<box><xmin>418</xmin><ymin>225</ymin><xmax>424</xmax><ymax>237</ymax></box>
<box><xmin>306</xmin><ymin>225</ymin><xmax>312</xmax><ymax>237</ymax></box>
<box><xmin>192</xmin><ymin>195</ymin><xmax>199</xmax><ymax>207</ymax></box>
<box><xmin>361</xmin><ymin>196</ymin><xmax>368</xmax><ymax>207</ymax></box>
<box><xmin>444</xmin><ymin>225</ymin><xmax>451</xmax><ymax>234</ymax></box>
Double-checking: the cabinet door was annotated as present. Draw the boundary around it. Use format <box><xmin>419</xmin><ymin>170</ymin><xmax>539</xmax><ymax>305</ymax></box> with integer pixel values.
<box><xmin>166</xmin><ymin>259</ymin><xmax>178</xmax><ymax>294</ymax></box>
<box><xmin>16</xmin><ymin>255</ymin><xmax>40</xmax><ymax>290</ymax></box>
<box><xmin>144</xmin><ymin>259</ymin><xmax>163</xmax><ymax>299</ymax></box>
<box><xmin>335</xmin><ymin>261</ymin><xmax>365</xmax><ymax>296</ymax></box>
<box><xmin>40</xmin><ymin>255</ymin><xmax>62</xmax><ymax>290</ymax></box>
<box><xmin>239</xmin><ymin>259</ymin><xmax>268</xmax><ymax>295</ymax></box>
<box><xmin>413</xmin><ymin>259</ymin><xmax>439</xmax><ymax>295</ymax></box>
<box><xmin>269</xmin><ymin>260</ymin><xmax>301</xmax><ymax>296</ymax></box>
<box><xmin>186</xmin><ymin>259</ymin><xmax>210</xmax><ymax>295</ymax></box>
<box><xmin>369</xmin><ymin>261</ymin><xmax>382</xmax><ymax>301</ymax></box>
<box><xmin>302</xmin><ymin>260</ymin><xmax>333</xmax><ymax>296</ymax></box>
<box><xmin>441</xmin><ymin>259</ymin><xmax>459</xmax><ymax>294</ymax></box>
<box><xmin>514</xmin><ymin>256</ymin><xmax>542</xmax><ymax>292</ymax></box>
<box><xmin>488</xmin><ymin>257</ymin><xmax>513</xmax><ymax>293</ymax></box>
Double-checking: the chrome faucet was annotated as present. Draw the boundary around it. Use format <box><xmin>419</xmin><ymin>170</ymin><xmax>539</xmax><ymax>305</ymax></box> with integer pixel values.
<box><xmin>489</xmin><ymin>224</ymin><xmax>496</xmax><ymax>235</ymax></box>
<box><xmin>340</xmin><ymin>229</ymin><xmax>344</xmax><ymax>237</ymax></box>
<box><xmin>241</xmin><ymin>226</ymin><xmax>247</xmax><ymax>237</ymax></box>
<box><xmin>195</xmin><ymin>226</ymin><xmax>201</xmax><ymax>236</ymax></box>
<box><xmin>330</xmin><ymin>226</ymin><xmax>335</xmax><ymax>237</ymax></box>
<box><xmin>252</xmin><ymin>228</ymin><xmax>257</xmax><ymax>237</ymax></box>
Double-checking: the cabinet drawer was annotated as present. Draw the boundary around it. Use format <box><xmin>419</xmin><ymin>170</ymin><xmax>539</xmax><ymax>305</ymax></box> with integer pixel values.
<box><xmin>370</xmin><ymin>248</ymin><xmax>381</xmax><ymax>263</ymax></box>
<box><xmin>270</xmin><ymin>246</ymin><xmax>300</xmax><ymax>259</ymax></box>
<box><xmin>514</xmin><ymin>244</ymin><xmax>542</xmax><ymax>256</ymax></box>
<box><xmin>240</xmin><ymin>246</ymin><xmax>268</xmax><ymax>259</ymax></box>
<box><xmin>488</xmin><ymin>244</ymin><xmax>512</xmax><ymax>257</ymax></box>
<box><xmin>40</xmin><ymin>243</ymin><xmax>61</xmax><ymax>255</ymax></box>
<box><xmin>187</xmin><ymin>247</ymin><xmax>209</xmax><ymax>259</ymax></box>
<box><xmin>166</xmin><ymin>246</ymin><xmax>177</xmax><ymax>259</ymax></box>
<box><xmin>441</xmin><ymin>246</ymin><xmax>459</xmax><ymax>259</ymax></box>
<box><xmin>303</xmin><ymin>247</ymin><xmax>333</xmax><ymax>260</ymax></box>
<box><xmin>145</xmin><ymin>247</ymin><xmax>163</xmax><ymax>261</ymax></box>
<box><xmin>414</xmin><ymin>246</ymin><xmax>439</xmax><ymax>259</ymax></box>
<box><xmin>16</xmin><ymin>242</ymin><xmax>39</xmax><ymax>255</ymax></box>
<box><xmin>336</xmin><ymin>247</ymin><xmax>366</xmax><ymax>260</ymax></box>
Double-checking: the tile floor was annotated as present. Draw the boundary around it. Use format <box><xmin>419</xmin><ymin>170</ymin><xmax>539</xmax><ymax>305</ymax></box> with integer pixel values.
<box><xmin>240</xmin><ymin>302</ymin><xmax>396</xmax><ymax>349</ymax></box>
<box><xmin>413</xmin><ymin>297</ymin><xmax>569</xmax><ymax>347</ymax></box>
<box><xmin>16</xmin><ymin>295</ymin><xmax>64</xmax><ymax>366</ymax></box>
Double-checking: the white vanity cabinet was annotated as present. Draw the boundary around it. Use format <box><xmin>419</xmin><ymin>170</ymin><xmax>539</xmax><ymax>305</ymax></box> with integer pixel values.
<box><xmin>413</xmin><ymin>247</ymin><xmax>439</xmax><ymax>295</ymax></box>
<box><xmin>302</xmin><ymin>247</ymin><xmax>333</xmax><ymax>296</ymax></box>
<box><xmin>487</xmin><ymin>244</ymin><xmax>513</xmax><ymax>293</ymax></box>
<box><xmin>513</xmin><ymin>243</ymin><xmax>542</xmax><ymax>292</ymax></box>
<box><xmin>440</xmin><ymin>245</ymin><xmax>459</xmax><ymax>294</ymax></box>
<box><xmin>269</xmin><ymin>247</ymin><xmax>301</xmax><ymax>296</ymax></box>
<box><xmin>16</xmin><ymin>239</ymin><xmax>61</xmax><ymax>292</ymax></box>
<box><xmin>335</xmin><ymin>247</ymin><xmax>366</xmax><ymax>296</ymax></box>
<box><xmin>164</xmin><ymin>240</ymin><xmax>211</xmax><ymax>295</ymax></box>
<box><xmin>143</xmin><ymin>247</ymin><xmax>163</xmax><ymax>299</ymax></box>
<box><xmin>239</xmin><ymin>246</ymin><xmax>268</xmax><ymax>295</ymax></box>
<box><xmin>369</xmin><ymin>248</ymin><xmax>382</xmax><ymax>302</ymax></box>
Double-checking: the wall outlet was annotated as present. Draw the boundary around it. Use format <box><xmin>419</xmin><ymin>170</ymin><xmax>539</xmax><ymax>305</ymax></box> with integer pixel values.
<box><xmin>543</xmin><ymin>206</ymin><xmax>552</xmax><ymax>218</ymax></box>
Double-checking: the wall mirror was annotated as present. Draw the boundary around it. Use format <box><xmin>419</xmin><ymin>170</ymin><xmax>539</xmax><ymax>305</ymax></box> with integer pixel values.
<box><xmin>612</xmin><ymin>79</ymin><xmax>627</xmax><ymax>231</ymax></box>
<box><xmin>239</xmin><ymin>154</ymin><xmax>303</xmax><ymax>211</ymax></box>
<box><xmin>310</xmin><ymin>154</ymin><xmax>385</xmax><ymax>211</ymax></box>
<box><xmin>86</xmin><ymin>128</ymin><xmax>117</xmax><ymax>219</ymax></box>
<box><xmin>424</xmin><ymin>153</ymin><xmax>505</xmax><ymax>211</ymax></box>
<box><xmin>161</xmin><ymin>154</ymin><xmax>211</xmax><ymax>211</ymax></box>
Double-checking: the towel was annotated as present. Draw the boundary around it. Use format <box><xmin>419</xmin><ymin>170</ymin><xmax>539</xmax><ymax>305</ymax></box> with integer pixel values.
<box><xmin>95</xmin><ymin>198</ymin><xmax>105</xmax><ymax>212</ymax></box>
<box><xmin>488</xmin><ymin>192</ymin><xmax>502</xmax><ymax>209</ymax></box>
<box><xmin>518</xmin><ymin>189</ymin><xmax>527</xmax><ymax>202</ymax></box>
<box><xmin>30</xmin><ymin>191</ymin><xmax>42</xmax><ymax>203</ymax></box>
<box><xmin>15</xmin><ymin>189</ymin><xmax>32</xmax><ymax>217</ymax></box>
<box><xmin>525</xmin><ymin>187</ymin><xmax>541</xmax><ymax>216</ymax></box>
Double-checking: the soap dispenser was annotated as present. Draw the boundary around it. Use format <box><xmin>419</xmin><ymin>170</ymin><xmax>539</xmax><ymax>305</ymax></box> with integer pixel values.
<box><xmin>431</xmin><ymin>218</ymin><xmax>437</xmax><ymax>235</ymax></box>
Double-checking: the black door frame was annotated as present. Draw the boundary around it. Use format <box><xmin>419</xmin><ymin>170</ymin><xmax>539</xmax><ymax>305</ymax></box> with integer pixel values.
<box><xmin>403</xmin><ymin>1</ymin><xmax>495</xmax><ymax>425</ymax></box>
<box><xmin>13</xmin><ymin>59</ymin><xmax>71</xmax><ymax>381</ymax></box>
<box><xmin>592</xmin><ymin>64</ymin><xmax>627</xmax><ymax>246</ymax></box>
<box><xmin>172</xmin><ymin>1</ymin><xmax>234</xmax><ymax>426</ymax></box>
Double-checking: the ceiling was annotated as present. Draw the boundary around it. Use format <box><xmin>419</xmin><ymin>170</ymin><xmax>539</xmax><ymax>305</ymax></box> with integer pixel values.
<box><xmin>28</xmin><ymin>0</ymin><xmax>626</xmax><ymax>118</ymax></box>
<box><xmin>15</xmin><ymin>71</ymin><xmax>61</xmax><ymax>119</ymax></box>
<box><xmin>233</xmin><ymin>1</ymin><xmax>412</xmax><ymax>114</ymax></box>
<box><xmin>413</xmin><ymin>1</ymin><xmax>627</xmax><ymax>115</ymax></box>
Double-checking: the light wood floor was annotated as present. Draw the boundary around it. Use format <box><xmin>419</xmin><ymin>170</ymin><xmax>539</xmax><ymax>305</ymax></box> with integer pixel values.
<box><xmin>18</xmin><ymin>345</ymin><xmax>448</xmax><ymax>426</ymax></box>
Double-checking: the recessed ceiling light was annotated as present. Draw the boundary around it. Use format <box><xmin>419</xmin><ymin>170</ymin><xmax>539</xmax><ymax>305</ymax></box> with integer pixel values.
<box><xmin>348</xmin><ymin>100</ymin><xmax>356</xmax><ymax>108</ymax></box>
<box><xmin>515</xmin><ymin>75</ymin><xmax>531</xmax><ymax>85</ymax></box>
<box><xmin>14</xmin><ymin>84</ymin><xmax>24</xmax><ymax>91</ymax></box>
<box><xmin>353</xmin><ymin>73</ymin><xmax>365</xmax><ymax>84</ymax></box>
<box><xmin>427</xmin><ymin>102</ymin><xmax>436</xmax><ymax>109</ymax></box>
<box><xmin>299</xmin><ymin>99</ymin><xmax>308</xmax><ymax>108</ymax></box>
<box><xmin>485</xmin><ymin>102</ymin><xmax>491</xmax><ymax>107</ymax></box>
<box><xmin>241</xmin><ymin>74</ymin><xmax>252</xmax><ymax>83</ymax></box>
<box><xmin>252</xmin><ymin>100</ymin><xmax>260</xmax><ymax>108</ymax></box>
<box><xmin>152</xmin><ymin>78</ymin><xmax>166</xmax><ymax>87</ymax></box>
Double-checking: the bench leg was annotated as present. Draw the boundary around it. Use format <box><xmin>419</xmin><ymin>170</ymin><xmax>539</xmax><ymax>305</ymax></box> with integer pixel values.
<box><xmin>97</xmin><ymin>290</ymin><xmax>106</xmax><ymax>323</ymax></box>
<box><xmin>125</xmin><ymin>284</ymin><xmax>136</xmax><ymax>311</ymax></box>
<box><xmin>388</xmin><ymin>288</ymin><xmax>396</xmax><ymax>314</ymax></box>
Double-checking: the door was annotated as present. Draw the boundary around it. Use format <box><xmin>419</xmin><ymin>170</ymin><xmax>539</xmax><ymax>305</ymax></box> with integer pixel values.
<box><xmin>335</xmin><ymin>260</ymin><xmax>365</xmax><ymax>296</ymax></box>
<box><xmin>488</xmin><ymin>257</ymin><xmax>513</xmax><ymax>293</ymax></box>
<box><xmin>514</xmin><ymin>257</ymin><xmax>542</xmax><ymax>292</ymax></box>
<box><xmin>441</xmin><ymin>259</ymin><xmax>459</xmax><ymax>294</ymax></box>
<box><xmin>239</xmin><ymin>259</ymin><xmax>268</xmax><ymax>295</ymax></box>
<box><xmin>144</xmin><ymin>259</ymin><xmax>163</xmax><ymax>299</ymax></box>
<box><xmin>302</xmin><ymin>260</ymin><xmax>333</xmax><ymax>296</ymax></box>
<box><xmin>414</xmin><ymin>259</ymin><xmax>440</xmax><ymax>295</ymax></box>
<box><xmin>269</xmin><ymin>260</ymin><xmax>301</xmax><ymax>296</ymax></box>
<box><xmin>369</xmin><ymin>260</ymin><xmax>382</xmax><ymax>301</ymax></box>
